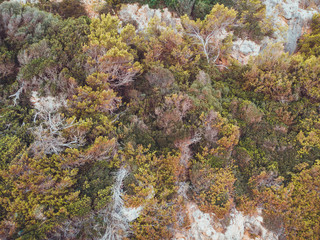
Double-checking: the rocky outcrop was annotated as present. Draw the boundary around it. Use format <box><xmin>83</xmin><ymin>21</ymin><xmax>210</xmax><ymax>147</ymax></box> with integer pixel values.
<box><xmin>174</xmin><ymin>203</ymin><xmax>279</xmax><ymax>240</ymax></box>
<box><xmin>118</xmin><ymin>3</ymin><xmax>181</xmax><ymax>31</ymax></box>
<box><xmin>231</xmin><ymin>39</ymin><xmax>262</xmax><ymax>64</ymax></box>
<box><xmin>263</xmin><ymin>0</ymin><xmax>319</xmax><ymax>53</ymax></box>
<box><xmin>117</xmin><ymin>1</ymin><xmax>320</xmax><ymax>63</ymax></box>
<box><xmin>232</xmin><ymin>0</ymin><xmax>320</xmax><ymax>63</ymax></box>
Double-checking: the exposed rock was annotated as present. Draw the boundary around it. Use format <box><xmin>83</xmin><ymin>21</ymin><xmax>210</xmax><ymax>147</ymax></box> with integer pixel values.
<box><xmin>118</xmin><ymin>3</ymin><xmax>181</xmax><ymax>31</ymax></box>
<box><xmin>231</xmin><ymin>37</ymin><xmax>275</xmax><ymax>64</ymax></box>
<box><xmin>13</xmin><ymin>0</ymin><xmax>38</xmax><ymax>3</ymax></box>
<box><xmin>232</xmin><ymin>0</ymin><xmax>320</xmax><ymax>63</ymax></box>
<box><xmin>173</xmin><ymin>203</ymin><xmax>279</xmax><ymax>240</ymax></box>
<box><xmin>233</xmin><ymin>40</ymin><xmax>261</xmax><ymax>56</ymax></box>
<box><xmin>231</xmin><ymin>39</ymin><xmax>261</xmax><ymax>64</ymax></box>
<box><xmin>263</xmin><ymin>0</ymin><xmax>319</xmax><ymax>53</ymax></box>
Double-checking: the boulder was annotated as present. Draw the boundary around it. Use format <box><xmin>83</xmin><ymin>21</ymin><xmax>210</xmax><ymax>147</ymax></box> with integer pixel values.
<box><xmin>231</xmin><ymin>39</ymin><xmax>261</xmax><ymax>64</ymax></box>
<box><xmin>118</xmin><ymin>3</ymin><xmax>181</xmax><ymax>32</ymax></box>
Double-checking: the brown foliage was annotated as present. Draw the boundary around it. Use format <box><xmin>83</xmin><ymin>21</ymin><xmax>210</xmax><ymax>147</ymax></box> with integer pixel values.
<box><xmin>190</xmin><ymin>149</ymin><xmax>236</xmax><ymax>218</ymax></box>
<box><xmin>248</xmin><ymin>162</ymin><xmax>320</xmax><ymax>238</ymax></box>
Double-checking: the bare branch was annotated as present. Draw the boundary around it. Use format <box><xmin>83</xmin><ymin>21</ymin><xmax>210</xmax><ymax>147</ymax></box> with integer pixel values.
<box><xmin>100</xmin><ymin>167</ymin><xmax>143</xmax><ymax>240</ymax></box>
<box><xmin>30</xmin><ymin>93</ymin><xmax>84</xmax><ymax>155</ymax></box>
<box><xmin>9</xmin><ymin>83</ymin><xmax>24</xmax><ymax>106</ymax></box>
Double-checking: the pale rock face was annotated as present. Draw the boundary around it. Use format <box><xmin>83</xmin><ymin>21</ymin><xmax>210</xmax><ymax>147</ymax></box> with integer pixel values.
<box><xmin>118</xmin><ymin>3</ymin><xmax>181</xmax><ymax>31</ymax></box>
<box><xmin>174</xmin><ymin>203</ymin><xmax>279</xmax><ymax>240</ymax></box>
<box><xmin>231</xmin><ymin>39</ymin><xmax>261</xmax><ymax>64</ymax></box>
<box><xmin>117</xmin><ymin>1</ymin><xmax>319</xmax><ymax>64</ymax></box>
<box><xmin>263</xmin><ymin>0</ymin><xmax>319</xmax><ymax>53</ymax></box>
<box><xmin>12</xmin><ymin>0</ymin><xmax>38</xmax><ymax>3</ymax></box>
<box><xmin>232</xmin><ymin>0</ymin><xmax>319</xmax><ymax>63</ymax></box>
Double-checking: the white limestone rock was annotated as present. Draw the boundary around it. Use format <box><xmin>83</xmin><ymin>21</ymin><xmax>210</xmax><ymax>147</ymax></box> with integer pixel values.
<box><xmin>173</xmin><ymin>203</ymin><xmax>279</xmax><ymax>240</ymax></box>
<box><xmin>263</xmin><ymin>0</ymin><xmax>319</xmax><ymax>53</ymax></box>
<box><xmin>231</xmin><ymin>0</ymin><xmax>319</xmax><ymax>63</ymax></box>
<box><xmin>118</xmin><ymin>3</ymin><xmax>181</xmax><ymax>32</ymax></box>
<box><xmin>231</xmin><ymin>39</ymin><xmax>262</xmax><ymax>64</ymax></box>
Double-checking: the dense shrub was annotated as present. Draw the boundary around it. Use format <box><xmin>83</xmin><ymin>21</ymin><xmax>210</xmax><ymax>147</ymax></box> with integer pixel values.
<box><xmin>0</xmin><ymin>2</ymin><xmax>320</xmax><ymax>238</ymax></box>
